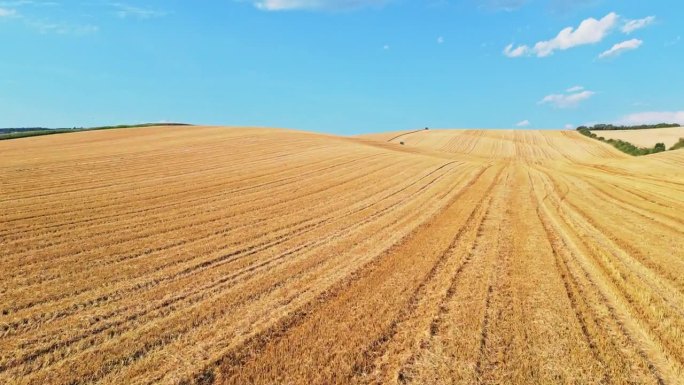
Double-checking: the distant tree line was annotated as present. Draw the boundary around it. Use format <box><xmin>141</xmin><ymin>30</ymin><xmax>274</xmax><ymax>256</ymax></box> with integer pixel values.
<box><xmin>577</xmin><ymin>127</ymin><xmax>669</xmax><ymax>156</ymax></box>
<box><xmin>0</xmin><ymin>127</ymin><xmax>54</xmax><ymax>134</ymax></box>
<box><xmin>576</xmin><ymin>123</ymin><xmax>681</xmax><ymax>131</ymax></box>
<box><xmin>0</xmin><ymin>123</ymin><xmax>191</xmax><ymax>141</ymax></box>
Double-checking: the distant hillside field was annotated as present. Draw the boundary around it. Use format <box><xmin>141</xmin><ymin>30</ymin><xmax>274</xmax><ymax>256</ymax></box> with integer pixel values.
<box><xmin>1</xmin><ymin>126</ymin><xmax>683</xmax><ymax>385</ymax></box>
<box><xmin>363</xmin><ymin>128</ymin><xmax>626</xmax><ymax>162</ymax></box>
<box><xmin>590</xmin><ymin>127</ymin><xmax>684</xmax><ymax>148</ymax></box>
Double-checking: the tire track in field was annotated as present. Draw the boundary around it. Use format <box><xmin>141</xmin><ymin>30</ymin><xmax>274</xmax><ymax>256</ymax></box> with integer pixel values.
<box><xmin>1</xmin><ymin>144</ymin><xmax>368</xmax><ymax>231</ymax></box>
<box><xmin>2</xmin><ymin>157</ymin><xmax>409</xmax><ymax>304</ymax></box>
<box><xmin>2</xmin><ymin>158</ymin><xmax>404</xmax><ymax>286</ymax></box>
<box><xmin>8</xmin><ymin>158</ymin><xmax>460</xmax><ymax>308</ymax></box>
<box><xmin>102</xmin><ymin>164</ymin><xmax>479</xmax><ymax>385</ymax></box>
<box><xmin>15</xmin><ymin>161</ymin><xmax>477</xmax><ymax>385</ymax></box>
<box><xmin>0</xmin><ymin>152</ymin><xmax>376</xmax><ymax>238</ymax></box>
<box><xmin>587</xmin><ymin>164</ymin><xmax>684</xmax><ymax>190</ymax></box>
<box><xmin>351</xmin><ymin>164</ymin><xmax>507</xmax><ymax>385</ymax></box>
<box><xmin>0</xmin><ymin>160</ymin><xmax>396</xmax><ymax>310</ymax></box>
<box><xmin>575</xmin><ymin>176</ymin><xmax>684</xmax><ymax>232</ymax></box>
<box><xmin>470</xmin><ymin>173</ymin><xmax>513</xmax><ymax>385</ymax></box>
<box><xmin>2</xmin><ymin>147</ymin><xmax>379</xmax><ymax>227</ymax></box>
<box><xmin>2</xmin><ymin>153</ymin><xmax>393</xmax><ymax>262</ymax></box>
<box><xmin>550</xmin><ymin>202</ymin><xmax>684</xmax><ymax>344</ymax></box>
<box><xmin>392</xmin><ymin>164</ymin><xmax>511</xmax><ymax>385</ymax></box>
<box><xmin>537</xmin><ymin>169</ymin><xmax>684</xmax><ymax>317</ymax></box>
<box><xmin>472</xmin><ymin>206</ymin><xmax>513</xmax><ymax>384</ymax></box>
<box><xmin>551</xmin><ymin>173</ymin><xmax>684</xmax><ymax>290</ymax></box>
<box><xmin>1</xmin><ymin>160</ymin><xmax>463</xmax><ymax>341</ymax></box>
<box><xmin>0</xmin><ymin>162</ymin><xmax>472</xmax><ymax>381</ymax></box>
<box><xmin>0</xmin><ymin>142</ymin><xmax>308</xmax><ymax>206</ymax></box>
<box><xmin>530</xmin><ymin>168</ymin><xmax>672</xmax><ymax>384</ymax></box>
<box><xmin>351</xmin><ymin>166</ymin><xmax>504</xmax><ymax>377</ymax></box>
<box><xmin>0</xmin><ymin>137</ymin><xmax>339</xmax><ymax>203</ymax></box>
<box><xmin>201</xmin><ymin>164</ymin><xmax>498</xmax><ymax>385</ymax></box>
<box><xmin>3</xmin><ymin>127</ymin><xmax>683</xmax><ymax>385</ymax></box>
<box><xmin>386</xmin><ymin>130</ymin><xmax>426</xmax><ymax>143</ymax></box>
<box><xmin>528</xmin><ymin>170</ymin><xmax>615</xmax><ymax>384</ymax></box>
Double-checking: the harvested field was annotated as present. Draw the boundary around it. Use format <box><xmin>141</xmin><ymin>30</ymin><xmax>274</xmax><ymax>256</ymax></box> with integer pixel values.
<box><xmin>1</xmin><ymin>125</ymin><xmax>683</xmax><ymax>385</ymax></box>
<box><xmin>590</xmin><ymin>127</ymin><xmax>684</xmax><ymax>148</ymax></box>
<box><xmin>380</xmin><ymin>128</ymin><xmax>627</xmax><ymax>162</ymax></box>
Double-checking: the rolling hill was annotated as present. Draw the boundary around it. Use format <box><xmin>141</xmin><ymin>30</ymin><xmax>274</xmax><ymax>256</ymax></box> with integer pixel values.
<box><xmin>1</xmin><ymin>125</ymin><xmax>683</xmax><ymax>385</ymax></box>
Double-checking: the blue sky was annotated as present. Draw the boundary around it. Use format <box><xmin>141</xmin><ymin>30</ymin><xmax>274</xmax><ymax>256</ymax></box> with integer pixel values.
<box><xmin>0</xmin><ymin>0</ymin><xmax>682</xmax><ymax>134</ymax></box>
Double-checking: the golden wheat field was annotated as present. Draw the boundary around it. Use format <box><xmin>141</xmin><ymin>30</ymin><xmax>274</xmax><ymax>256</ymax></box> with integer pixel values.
<box><xmin>1</xmin><ymin>125</ymin><xmax>684</xmax><ymax>385</ymax></box>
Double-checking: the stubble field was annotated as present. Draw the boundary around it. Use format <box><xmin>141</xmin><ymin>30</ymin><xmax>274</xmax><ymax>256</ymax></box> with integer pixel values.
<box><xmin>1</xmin><ymin>126</ymin><xmax>683</xmax><ymax>385</ymax></box>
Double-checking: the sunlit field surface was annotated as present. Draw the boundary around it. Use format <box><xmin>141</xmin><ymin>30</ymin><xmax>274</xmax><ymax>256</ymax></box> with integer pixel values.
<box><xmin>1</xmin><ymin>126</ymin><xmax>683</xmax><ymax>385</ymax></box>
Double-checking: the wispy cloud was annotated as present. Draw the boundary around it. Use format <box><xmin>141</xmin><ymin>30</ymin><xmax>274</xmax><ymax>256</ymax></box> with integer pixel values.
<box><xmin>504</xmin><ymin>12</ymin><xmax>619</xmax><ymax>58</ymax></box>
<box><xmin>0</xmin><ymin>1</ymin><xmax>99</xmax><ymax>35</ymax></box>
<box><xmin>617</xmin><ymin>110</ymin><xmax>684</xmax><ymax>125</ymax></box>
<box><xmin>503</xmin><ymin>43</ymin><xmax>529</xmax><ymax>57</ymax></box>
<box><xmin>27</xmin><ymin>19</ymin><xmax>98</xmax><ymax>35</ymax></box>
<box><xmin>110</xmin><ymin>2</ymin><xmax>166</xmax><ymax>19</ymax></box>
<box><xmin>566</xmin><ymin>85</ymin><xmax>584</xmax><ymax>92</ymax></box>
<box><xmin>0</xmin><ymin>7</ymin><xmax>16</xmax><ymax>16</ymax></box>
<box><xmin>598</xmin><ymin>38</ymin><xmax>642</xmax><ymax>59</ymax></box>
<box><xmin>515</xmin><ymin>119</ymin><xmax>530</xmax><ymax>127</ymax></box>
<box><xmin>249</xmin><ymin>0</ymin><xmax>389</xmax><ymax>11</ymax></box>
<box><xmin>622</xmin><ymin>16</ymin><xmax>655</xmax><ymax>34</ymax></box>
<box><xmin>437</xmin><ymin>36</ymin><xmax>444</xmax><ymax>44</ymax></box>
<box><xmin>539</xmin><ymin>89</ymin><xmax>595</xmax><ymax>108</ymax></box>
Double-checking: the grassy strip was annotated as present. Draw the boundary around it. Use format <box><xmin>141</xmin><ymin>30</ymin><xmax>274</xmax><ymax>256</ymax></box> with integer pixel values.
<box><xmin>669</xmin><ymin>138</ymin><xmax>684</xmax><ymax>151</ymax></box>
<box><xmin>0</xmin><ymin>129</ymin><xmax>74</xmax><ymax>140</ymax></box>
<box><xmin>0</xmin><ymin>123</ymin><xmax>191</xmax><ymax>141</ymax></box>
<box><xmin>577</xmin><ymin>128</ymin><xmax>667</xmax><ymax>156</ymax></box>
<box><xmin>577</xmin><ymin>123</ymin><xmax>680</xmax><ymax>131</ymax></box>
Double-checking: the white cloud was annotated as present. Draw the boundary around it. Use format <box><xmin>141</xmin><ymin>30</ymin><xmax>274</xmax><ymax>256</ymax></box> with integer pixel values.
<box><xmin>622</xmin><ymin>16</ymin><xmax>655</xmax><ymax>34</ymax></box>
<box><xmin>503</xmin><ymin>43</ymin><xmax>530</xmax><ymax>57</ymax></box>
<box><xmin>516</xmin><ymin>120</ymin><xmax>531</xmax><ymax>127</ymax></box>
<box><xmin>598</xmin><ymin>38</ymin><xmax>642</xmax><ymax>59</ymax></box>
<box><xmin>251</xmin><ymin>0</ymin><xmax>388</xmax><ymax>11</ymax></box>
<box><xmin>533</xmin><ymin>12</ymin><xmax>618</xmax><ymax>57</ymax></box>
<box><xmin>539</xmin><ymin>90</ymin><xmax>595</xmax><ymax>108</ymax></box>
<box><xmin>504</xmin><ymin>13</ymin><xmax>619</xmax><ymax>58</ymax></box>
<box><xmin>617</xmin><ymin>111</ymin><xmax>684</xmax><ymax>125</ymax></box>
<box><xmin>0</xmin><ymin>7</ymin><xmax>16</xmax><ymax>16</ymax></box>
<box><xmin>566</xmin><ymin>85</ymin><xmax>584</xmax><ymax>92</ymax></box>
<box><xmin>564</xmin><ymin>124</ymin><xmax>575</xmax><ymax>130</ymax></box>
